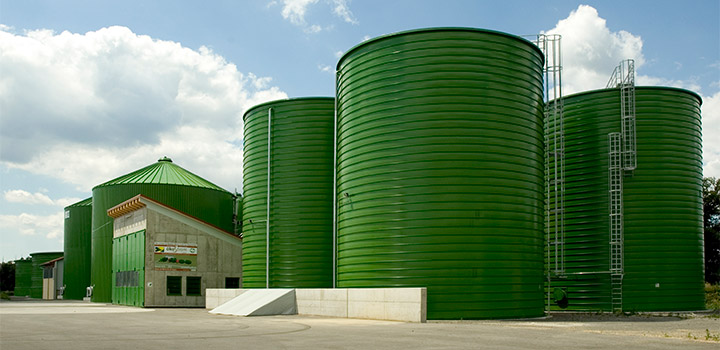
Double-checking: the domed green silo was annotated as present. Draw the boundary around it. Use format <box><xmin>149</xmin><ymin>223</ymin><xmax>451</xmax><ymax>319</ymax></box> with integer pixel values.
<box><xmin>335</xmin><ymin>28</ymin><xmax>546</xmax><ymax>319</ymax></box>
<box><xmin>63</xmin><ymin>197</ymin><xmax>92</xmax><ymax>300</ymax></box>
<box><xmin>548</xmin><ymin>87</ymin><xmax>704</xmax><ymax>312</ymax></box>
<box><xmin>30</xmin><ymin>252</ymin><xmax>63</xmax><ymax>298</ymax></box>
<box><xmin>90</xmin><ymin>157</ymin><xmax>234</xmax><ymax>302</ymax></box>
<box><xmin>14</xmin><ymin>258</ymin><xmax>32</xmax><ymax>297</ymax></box>
<box><xmin>242</xmin><ymin>98</ymin><xmax>334</xmax><ymax>288</ymax></box>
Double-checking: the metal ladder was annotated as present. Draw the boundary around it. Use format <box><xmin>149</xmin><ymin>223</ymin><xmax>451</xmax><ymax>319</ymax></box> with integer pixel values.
<box><xmin>605</xmin><ymin>59</ymin><xmax>636</xmax><ymax>312</ymax></box>
<box><xmin>531</xmin><ymin>34</ymin><xmax>565</xmax><ymax>311</ymax></box>
<box><xmin>607</xmin><ymin>60</ymin><xmax>637</xmax><ymax>171</ymax></box>
<box><xmin>608</xmin><ymin>133</ymin><xmax>624</xmax><ymax>312</ymax></box>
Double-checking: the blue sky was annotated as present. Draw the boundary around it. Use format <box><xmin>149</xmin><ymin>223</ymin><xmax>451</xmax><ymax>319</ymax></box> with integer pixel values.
<box><xmin>1</xmin><ymin>0</ymin><xmax>718</xmax><ymax>261</ymax></box>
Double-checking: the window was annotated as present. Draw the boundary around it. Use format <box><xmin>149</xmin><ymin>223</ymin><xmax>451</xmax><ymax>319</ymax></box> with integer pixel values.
<box><xmin>225</xmin><ymin>277</ymin><xmax>240</xmax><ymax>289</ymax></box>
<box><xmin>167</xmin><ymin>276</ymin><xmax>182</xmax><ymax>296</ymax></box>
<box><xmin>116</xmin><ymin>271</ymin><xmax>139</xmax><ymax>287</ymax></box>
<box><xmin>186</xmin><ymin>276</ymin><xmax>202</xmax><ymax>296</ymax></box>
<box><xmin>43</xmin><ymin>267</ymin><xmax>53</xmax><ymax>279</ymax></box>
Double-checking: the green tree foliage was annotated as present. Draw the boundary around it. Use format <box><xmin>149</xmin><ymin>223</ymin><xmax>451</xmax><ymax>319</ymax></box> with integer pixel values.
<box><xmin>0</xmin><ymin>261</ymin><xmax>15</xmax><ymax>292</ymax></box>
<box><xmin>703</xmin><ymin>177</ymin><xmax>720</xmax><ymax>284</ymax></box>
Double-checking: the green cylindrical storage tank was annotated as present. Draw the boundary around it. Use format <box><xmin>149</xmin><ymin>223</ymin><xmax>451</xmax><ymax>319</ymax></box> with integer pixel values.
<box><xmin>91</xmin><ymin>157</ymin><xmax>234</xmax><ymax>302</ymax></box>
<box><xmin>30</xmin><ymin>252</ymin><xmax>63</xmax><ymax>298</ymax></box>
<box><xmin>242</xmin><ymin>98</ymin><xmax>334</xmax><ymax>288</ymax></box>
<box><xmin>14</xmin><ymin>258</ymin><xmax>32</xmax><ymax>297</ymax></box>
<box><xmin>63</xmin><ymin>197</ymin><xmax>92</xmax><ymax>300</ymax></box>
<box><xmin>335</xmin><ymin>28</ymin><xmax>545</xmax><ymax>319</ymax></box>
<box><xmin>549</xmin><ymin>87</ymin><xmax>703</xmax><ymax>312</ymax></box>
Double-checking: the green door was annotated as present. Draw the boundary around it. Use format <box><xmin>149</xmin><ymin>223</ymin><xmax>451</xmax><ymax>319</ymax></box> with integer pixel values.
<box><xmin>112</xmin><ymin>230</ymin><xmax>146</xmax><ymax>307</ymax></box>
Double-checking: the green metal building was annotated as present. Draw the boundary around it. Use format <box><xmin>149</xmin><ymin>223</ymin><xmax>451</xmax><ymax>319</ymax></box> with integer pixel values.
<box><xmin>547</xmin><ymin>87</ymin><xmax>704</xmax><ymax>312</ymax></box>
<box><xmin>335</xmin><ymin>28</ymin><xmax>546</xmax><ymax>319</ymax></box>
<box><xmin>63</xmin><ymin>197</ymin><xmax>93</xmax><ymax>300</ymax></box>
<box><xmin>30</xmin><ymin>252</ymin><xmax>63</xmax><ymax>299</ymax></box>
<box><xmin>242</xmin><ymin>98</ymin><xmax>335</xmax><ymax>288</ymax></box>
<box><xmin>91</xmin><ymin>157</ymin><xmax>235</xmax><ymax>302</ymax></box>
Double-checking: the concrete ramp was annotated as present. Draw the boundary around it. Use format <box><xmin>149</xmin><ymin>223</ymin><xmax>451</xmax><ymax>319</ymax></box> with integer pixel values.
<box><xmin>209</xmin><ymin>289</ymin><xmax>296</xmax><ymax>316</ymax></box>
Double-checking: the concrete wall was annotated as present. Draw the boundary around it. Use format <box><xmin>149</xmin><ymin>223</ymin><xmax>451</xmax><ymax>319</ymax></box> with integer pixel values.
<box><xmin>142</xmin><ymin>210</ymin><xmax>243</xmax><ymax>307</ymax></box>
<box><xmin>113</xmin><ymin>208</ymin><xmax>147</xmax><ymax>238</ymax></box>
<box><xmin>205</xmin><ymin>289</ymin><xmax>247</xmax><ymax>310</ymax></box>
<box><xmin>297</xmin><ymin>288</ymin><xmax>426</xmax><ymax>323</ymax></box>
<box><xmin>207</xmin><ymin>288</ymin><xmax>426</xmax><ymax>322</ymax></box>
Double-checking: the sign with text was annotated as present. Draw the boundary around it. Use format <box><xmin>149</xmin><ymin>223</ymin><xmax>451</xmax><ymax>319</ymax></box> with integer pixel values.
<box><xmin>154</xmin><ymin>242</ymin><xmax>198</xmax><ymax>271</ymax></box>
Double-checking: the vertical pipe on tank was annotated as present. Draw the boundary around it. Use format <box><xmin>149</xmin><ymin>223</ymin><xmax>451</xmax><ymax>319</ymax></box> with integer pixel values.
<box><xmin>332</xmin><ymin>72</ymin><xmax>339</xmax><ymax>289</ymax></box>
<box><xmin>266</xmin><ymin>107</ymin><xmax>273</xmax><ymax>289</ymax></box>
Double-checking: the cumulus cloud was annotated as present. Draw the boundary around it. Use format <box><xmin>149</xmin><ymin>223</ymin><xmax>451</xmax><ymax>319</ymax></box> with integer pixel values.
<box><xmin>544</xmin><ymin>5</ymin><xmax>644</xmax><ymax>94</ymax></box>
<box><xmin>279</xmin><ymin>0</ymin><xmax>358</xmax><ymax>32</ymax></box>
<box><xmin>0</xmin><ymin>212</ymin><xmax>63</xmax><ymax>239</ymax></box>
<box><xmin>0</xmin><ymin>26</ymin><xmax>287</xmax><ymax>192</ymax></box>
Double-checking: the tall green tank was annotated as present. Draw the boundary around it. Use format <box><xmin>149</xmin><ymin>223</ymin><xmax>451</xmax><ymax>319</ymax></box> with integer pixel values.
<box><xmin>549</xmin><ymin>87</ymin><xmax>704</xmax><ymax>312</ymax></box>
<box><xmin>335</xmin><ymin>28</ymin><xmax>545</xmax><ymax>319</ymax></box>
<box><xmin>14</xmin><ymin>258</ymin><xmax>32</xmax><ymax>297</ymax></box>
<box><xmin>91</xmin><ymin>157</ymin><xmax>234</xmax><ymax>302</ymax></box>
<box><xmin>242</xmin><ymin>98</ymin><xmax>334</xmax><ymax>288</ymax></box>
<box><xmin>63</xmin><ymin>197</ymin><xmax>92</xmax><ymax>300</ymax></box>
<box><xmin>30</xmin><ymin>252</ymin><xmax>63</xmax><ymax>298</ymax></box>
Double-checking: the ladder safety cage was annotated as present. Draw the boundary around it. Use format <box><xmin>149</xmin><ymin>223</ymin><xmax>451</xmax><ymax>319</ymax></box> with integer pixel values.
<box><xmin>606</xmin><ymin>59</ymin><xmax>637</xmax><ymax>172</ymax></box>
<box><xmin>605</xmin><ymin>59</ymin><xmax>635</xmax><ymax>312</ymax></box>
<box><xmin>535</xmin><ymin>34</ymin><xmax>565</xmax><ymax>277</ymax></box>
<box><xmin>525</xmin><ymin>33</ymin><xmax>565</xmax><ymax>313</ymax></box>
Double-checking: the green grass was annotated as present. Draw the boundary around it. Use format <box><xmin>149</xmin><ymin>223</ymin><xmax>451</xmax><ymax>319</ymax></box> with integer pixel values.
<box><xmin>706</xmin><ymin>283</ymin><xmax>720</xmax><ymax>311</ymax></box>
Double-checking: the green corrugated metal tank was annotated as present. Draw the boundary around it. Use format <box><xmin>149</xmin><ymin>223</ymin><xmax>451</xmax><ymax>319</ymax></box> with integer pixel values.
<box><xmin>242</xmin><ymin>98</ymin><xmax>334</xmax><ymax>288</ymax></box>
<box><xmin>91</xmin><ymin>157</ymin><xmax>234</xmax><ymax>302</ymax></box>
<box><xmin>14</xmin><ymin>258</ymin><xmax>32</xmax><ymax>297</ymax></box>
<box><xmin>30</xmin><ymin>252</ymin><xmax>63</xmax><ymax>298</ymax></box>
<box><xmin>549</xmin><ymin>87</ymin><xmax>704</xmax><ymax>312</ymax></box>
<box><xmin>335</xmin><ymin>28</ymin><xmax>545</xmax><ymax>319</ymax></box>
<box><xmin>63</xmin><ymin>197</ymin><xmax>92</xmax><ymax>300</ymax></box>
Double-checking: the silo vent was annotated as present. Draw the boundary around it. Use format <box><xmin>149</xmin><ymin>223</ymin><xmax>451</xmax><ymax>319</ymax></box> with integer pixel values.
<box><xmin>158</xmin><ymin>156</ymin><xmax>173</xmax><ymax>163</ymax></box>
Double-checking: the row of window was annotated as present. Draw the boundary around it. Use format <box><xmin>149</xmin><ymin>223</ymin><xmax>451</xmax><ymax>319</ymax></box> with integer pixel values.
<box><xmin>166</xmin><ymin>276</ymin><xmax>240</xmax><ymax>296</ymax></box>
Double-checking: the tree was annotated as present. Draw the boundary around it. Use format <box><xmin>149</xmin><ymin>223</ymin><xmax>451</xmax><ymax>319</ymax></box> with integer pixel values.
<box><xmin>0</xmin><ymin>261</ymin><xmax>15</xmax><ymax>292</ymax></box>
<box><xmin>703</xmin><ymin>177</ymin><xmax>720</xmax><ymax>284</ymax></box>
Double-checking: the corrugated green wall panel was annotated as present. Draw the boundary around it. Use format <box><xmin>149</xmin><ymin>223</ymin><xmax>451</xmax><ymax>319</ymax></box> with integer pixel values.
<box><xmin>242</xmin><ymin>98</ymin><xmax>334</xmax><ymax>288</ymax></box>
<box><xmin>335</xmin><ymin>28</ymin><xmax>545</xmax><ymax>319</ymax></box>
<box><xmin>63</xmin><ymin>197</ymin><xmax>92</xmax><ymax>300</ymax></box>
<box><xmin>30</xmin><ymin>252</ymin><xmax>63</xmax><ymax>298</ymax></box>
<box><xmin>14</xmin><ymin>259</ymin><xmax>32</xmax><ymax>297</ymax></box>
<box><xmin>112</xmin><ymin>230</ymin><xmax>145</xmax><ymax>307</ymax></box>
<box><xmin>92</xmin><ymin>158</ymin><xmax>233</xmax><ymax>302</ymax></box>
<box><xmin>548</xmin><ymin>87</ymin><xmax>703</xmax><ymax>312</ymax></box>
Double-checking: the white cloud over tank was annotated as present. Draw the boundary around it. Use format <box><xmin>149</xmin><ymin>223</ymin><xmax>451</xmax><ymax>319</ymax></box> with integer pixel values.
<box><xmin>0</xmin><ymin>26</ymin><xmax>287</xmax><ymax>192</ymax></box>
<box><xmin>544</xmin><ymin>5</ymin><xmax>645</xmax><ymax>94</ymax></box>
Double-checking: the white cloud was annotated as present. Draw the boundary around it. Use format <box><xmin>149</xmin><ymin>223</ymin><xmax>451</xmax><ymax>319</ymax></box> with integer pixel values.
<box><xmin>318</xmin><ymin>64</ymin><xmax>333</xmax><ymax>73</ymax></box>
<box><xmin>702</xmin><ymin>90</ymin><xmax>720</xmax><ymax>178</ymax></box>
<box><xmin>331</xmin><ymin>0</ymin><xmax>358</xmax><ymax>25</ymax></box>
<box><xmin>4</xmin><ymin>190</ymin><xmax>54</xmax><ymax>205</ymax></box>
<box><xmin>281</xmin><ymin>0</ymin><xmax>319</xmax><ymax>25</ymax></box>
<box><xmin>0</xmin><ymin>212</ymin><xmax>63</xmax><ymax>239</ymax></box>
<box><xmin>544</xmin><ymin>5</ymin><xmax>644</xmax><ymax>94</ymax></box>
<box><xmin>0</xmin><ymin>26</ymin><xmax>287</xmax><ymax>192</ymax></box>
<box><xmin>3</xmin><ymin>189</ymin><xmax>81</xmax><ymax>207</ymax></box>
<box><xmin>279</xmin><ymin>0</ymin><xmax>358</xmax><ymax>32</ymax></box>
<box><xmin>334</xmin><ymin>50</ymin><xmax>344</xmax><ymax>58</ymax></box>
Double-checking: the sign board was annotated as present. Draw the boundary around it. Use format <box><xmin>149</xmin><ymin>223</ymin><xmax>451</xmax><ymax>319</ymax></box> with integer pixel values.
<box><xmin>154</xmin><ymin>242</ymin><xmax>198</xmax><ymax>271</ymax></box>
